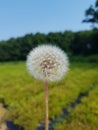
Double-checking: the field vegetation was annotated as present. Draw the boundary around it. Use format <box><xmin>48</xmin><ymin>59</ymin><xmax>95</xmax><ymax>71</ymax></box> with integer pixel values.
<box><xmin>0</xmin><ymin>56</ymin><xmax>98</xmax><ymax>130</ymax></box>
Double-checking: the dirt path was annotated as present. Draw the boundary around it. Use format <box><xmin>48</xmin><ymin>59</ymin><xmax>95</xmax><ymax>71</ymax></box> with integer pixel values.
<box><xmin>0</xmin><ymin>103</ymin><xmax>8</xmax><ymax>130</ymax></box>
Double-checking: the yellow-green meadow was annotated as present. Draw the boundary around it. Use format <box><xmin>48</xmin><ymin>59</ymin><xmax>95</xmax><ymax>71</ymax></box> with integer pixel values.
<box><xmin>0</xmin><ymin>61</ymin><xmax>98</xmax><ymax>130</ymax></box>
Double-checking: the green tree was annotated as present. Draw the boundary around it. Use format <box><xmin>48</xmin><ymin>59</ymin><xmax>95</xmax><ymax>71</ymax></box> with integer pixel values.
<box><xmin>83</xmin><ymin>0</ymin><xmax>98</xmax><ymax>27</ymax></box>
<box><xmin>33</xmin><ymin>32</ymin><xmax>46</xmax><ymax>45</ymax></box>
<box><xmin>62</xmin><ymin>31</ymin><xmax>74</xmax><ymax>53</ymax></box>
<box><xmin>70</xmin><ymin>30</ymin><xmax>94</xmax><ymax>55</ymax></box>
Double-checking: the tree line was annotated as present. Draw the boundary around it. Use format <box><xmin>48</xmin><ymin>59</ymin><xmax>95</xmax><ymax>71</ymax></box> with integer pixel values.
<box><xmin>0</xmin><ymin>29</ymin><xmax>98</xmax><ymax>61</ymax></box>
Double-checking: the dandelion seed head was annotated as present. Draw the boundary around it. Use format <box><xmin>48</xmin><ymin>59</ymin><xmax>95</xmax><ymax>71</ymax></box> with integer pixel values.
<box><xmin>26</xmin><ymin>44</ymin><xmax>69</xmax><ymax>82</ymax></box>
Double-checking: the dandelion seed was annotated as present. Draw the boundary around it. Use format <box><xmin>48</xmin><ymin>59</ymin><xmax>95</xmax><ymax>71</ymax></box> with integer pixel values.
<box><xmin>26</xmin><ymin>44</ymin><xmax>69</xmax><ymax>130</ymax></box>
<box><xmin>26</xmin><ymin>44</ymin><xmax>69</xmax><ymax>82</ymax></box>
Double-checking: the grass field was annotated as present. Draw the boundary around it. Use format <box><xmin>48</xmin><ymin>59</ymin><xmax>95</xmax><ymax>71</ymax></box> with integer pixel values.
<box><xmin>0</xmin><ymin>60</ymin><xmax>98</xmax><ymax>130</ymax></box>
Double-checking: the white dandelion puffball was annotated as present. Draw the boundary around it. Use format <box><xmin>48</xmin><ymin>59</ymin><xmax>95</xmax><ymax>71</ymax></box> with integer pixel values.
<box><xmin>26</xmin><ymin>44</ymin><xmax>69</xmax><ymax>82</ymax></box>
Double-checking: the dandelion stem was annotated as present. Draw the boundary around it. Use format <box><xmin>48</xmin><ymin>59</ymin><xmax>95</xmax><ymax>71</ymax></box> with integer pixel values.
<box><xmin>45</xmin><ymin>80</ymin><xmax>49</xmax><ymax>130</ymax></box>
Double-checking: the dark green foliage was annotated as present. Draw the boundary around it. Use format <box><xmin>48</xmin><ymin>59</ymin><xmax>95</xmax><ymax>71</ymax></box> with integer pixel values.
<box><xmin>0</xmin><ymin>29</ymin><xmax>98</xmax><ymax>61</ymax></box>
<box><xmin>70</xmin><ymin>29</ymin><xmax>98</xmax><ymax>55</ymax></box>
<box><xmin>83</xmin><ymin>0</ymin><xmax>98</xmax><ymax>25</ymax></box>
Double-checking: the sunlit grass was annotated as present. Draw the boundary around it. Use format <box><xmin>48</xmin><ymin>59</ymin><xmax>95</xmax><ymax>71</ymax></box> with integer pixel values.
<box><xmin>0</xmin><ymin>61</ymin><xmax>98</xmax><ymax>130</ymax></box>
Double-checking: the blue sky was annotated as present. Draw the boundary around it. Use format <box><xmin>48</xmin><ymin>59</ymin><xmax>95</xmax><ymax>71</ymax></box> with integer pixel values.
<box><xmin>0</xmin><ymin>0</ymin><xmax>94</xmax><ymax>40</ymax></box>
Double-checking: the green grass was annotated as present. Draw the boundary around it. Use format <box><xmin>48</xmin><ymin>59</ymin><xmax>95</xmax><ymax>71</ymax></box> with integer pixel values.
<box><xmin>54</xmin><ymin>84</ymin><xmax>98</xmax><ymax>130</ymax></box>
<box><xmin>0</xmin><ymin>61</ymin><xmax>98</xmax><ymax>130</ymax></box>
